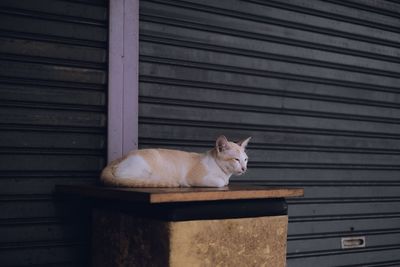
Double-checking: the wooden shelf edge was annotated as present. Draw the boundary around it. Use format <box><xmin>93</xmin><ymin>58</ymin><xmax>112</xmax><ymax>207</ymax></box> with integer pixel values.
<box><xmin>56</xmin><ymin>185</ymin><xmax>304</xmax><ymax>204</ymax></box>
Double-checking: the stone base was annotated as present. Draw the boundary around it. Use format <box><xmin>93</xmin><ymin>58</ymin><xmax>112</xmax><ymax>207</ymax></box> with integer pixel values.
<box><xmin>92</xmin><ymin>209</ymin><xmax>288</xmax><ymax>267</ymax></box>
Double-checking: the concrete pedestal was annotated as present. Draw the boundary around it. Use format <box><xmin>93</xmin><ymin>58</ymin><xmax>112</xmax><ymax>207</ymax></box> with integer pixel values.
<box><xmin>56</xmin><ymin>185</ymin><xmax>303</xmax><ymax>267</ymax></box>
<box><xmin>92</xmin><ymin>209</ymin><xmax>288</xmax><ymax>267</ymax></box>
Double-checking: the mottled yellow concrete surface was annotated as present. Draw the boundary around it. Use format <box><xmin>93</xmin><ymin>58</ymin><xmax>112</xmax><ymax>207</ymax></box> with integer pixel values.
<box><xmin>92</xmin><ymin>209</ymin><xmax>288</xmax><ymax>267</ymax></box>
<box><xmin>169</xmin><ymin>216</ymin><xmax>288</xmax><ymax>267</ymax></box>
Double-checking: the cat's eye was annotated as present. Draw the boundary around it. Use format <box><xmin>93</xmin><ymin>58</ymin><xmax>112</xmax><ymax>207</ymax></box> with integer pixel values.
<box><xmin>234</xmin><ymin>158</ymin><xmax>240</xmax><ymax>162</ymax></box>
<box><xmin>245</xmin><ymin>158</ymin><xmax>248</xmax><ymax>162</ymax></box>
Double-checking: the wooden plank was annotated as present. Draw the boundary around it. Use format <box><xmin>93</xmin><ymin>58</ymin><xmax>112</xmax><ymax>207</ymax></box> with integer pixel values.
<box><xmin>56</xmin><ymin>185</ymin><xmax>304</xmax><ymax>203</ymax></box>
<box><xmin>150</xmin><ymin>187</ymin><xmax>303</xmax><ymax>203</ymax></box>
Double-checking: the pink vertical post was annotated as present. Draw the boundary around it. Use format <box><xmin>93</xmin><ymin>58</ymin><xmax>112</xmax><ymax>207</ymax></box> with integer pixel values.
<box><xmin>108</xmin><ymin>0</ymin><xmax>139</xmax><ymax>162</ymax></box>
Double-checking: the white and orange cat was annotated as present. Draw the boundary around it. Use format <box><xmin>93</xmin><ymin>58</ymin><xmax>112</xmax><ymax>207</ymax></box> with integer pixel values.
<box><xmin>100</xmin><ymin>135</ymin><xmax>251</xmax><ymax>187</ymax></box>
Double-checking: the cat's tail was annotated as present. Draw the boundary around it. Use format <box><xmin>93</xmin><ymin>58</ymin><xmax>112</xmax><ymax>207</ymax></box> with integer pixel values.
<box><xmin>99</xmin><ymin>160</ymin><xmax>120</xmax><ymax>186</ymax></box>
<box><xmin>100</xmin><ymin>162</ymin><xmax>179</xmax><ymax>188</ymax></box>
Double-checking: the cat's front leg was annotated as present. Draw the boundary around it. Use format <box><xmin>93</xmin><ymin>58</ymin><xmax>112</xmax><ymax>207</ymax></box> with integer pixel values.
<box><xmin>197</xmin><ymin>176</ymin><xmax>227</xmax><ymax>188</ymax></box>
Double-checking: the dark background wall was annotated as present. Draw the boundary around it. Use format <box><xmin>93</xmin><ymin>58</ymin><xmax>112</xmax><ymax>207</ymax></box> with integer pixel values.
<box><xmin>138</xmin><ymin>0</ymin><xmax>400</xmax><ymax>266</ymax></box>
<box><xmin>0</xmin><ymin>0</ymin><xmax>108</xmax><ymax>266</ymax></box>
<box><xmin>1</xmin><ymin>0</ymin><xmax>400</xmax><ymax>266</ymax></box>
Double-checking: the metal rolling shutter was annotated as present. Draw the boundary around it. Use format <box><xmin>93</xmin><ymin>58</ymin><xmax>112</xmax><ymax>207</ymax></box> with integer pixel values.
<box><xmin>0</xmin><ymin>0</ymin><xmax>108</xmax><ymax>266</ymax></box>
<box><xmin>139</xmin><ymin>0</ymin><xmax>400</xmax><ymax>266</ymax></box>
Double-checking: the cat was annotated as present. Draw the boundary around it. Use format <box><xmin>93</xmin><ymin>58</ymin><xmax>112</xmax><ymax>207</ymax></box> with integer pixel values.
<box><xmin>100</xmin><ymin>135</ymin><xmax>251</xmax><ymax>188</ymax></box>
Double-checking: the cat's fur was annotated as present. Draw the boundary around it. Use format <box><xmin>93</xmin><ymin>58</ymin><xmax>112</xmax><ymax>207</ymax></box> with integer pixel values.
<box><xmin>100</xmin><ymin>135</ymin><xmax>251</xmax><ymax>187</ymax></box>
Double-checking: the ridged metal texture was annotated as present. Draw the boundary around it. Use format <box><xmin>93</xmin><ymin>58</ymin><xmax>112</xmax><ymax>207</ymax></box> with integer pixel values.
<box><xmin>138</xmin><ymin>0</ymin><xmax>400</xmax><ymax>266</ymax></box>
<box><xmin>0</xmin><ymin>0</ymin><xmax>108</xmax><ymax>266</ymax></box>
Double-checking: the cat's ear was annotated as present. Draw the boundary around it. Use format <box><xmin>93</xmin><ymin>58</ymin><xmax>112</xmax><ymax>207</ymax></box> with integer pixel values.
<box><xmin>216</xmin><ymin>135</ymin><xmax>229</xmax><ymax>153</ymax></box>
<box><xmin>237</xmin><ymin>137</ymin><xmax>251</xmax><ymax>149</ymax></box>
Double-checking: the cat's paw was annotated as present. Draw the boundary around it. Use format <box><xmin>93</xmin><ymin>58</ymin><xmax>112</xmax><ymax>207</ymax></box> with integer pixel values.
<box><xmin>200</xmin><ymin>178</ymin><xmax>227</xmax><ymax>188</ymax></box>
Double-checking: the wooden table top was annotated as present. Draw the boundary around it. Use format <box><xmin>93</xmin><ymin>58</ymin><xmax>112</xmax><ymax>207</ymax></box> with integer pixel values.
<box><xmin>56</xmin><ymin>184</ymin><xmax>304</xmax><ymax>204</ymax></box>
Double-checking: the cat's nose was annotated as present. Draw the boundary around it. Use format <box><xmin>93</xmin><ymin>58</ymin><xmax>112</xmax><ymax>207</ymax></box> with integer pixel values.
<box><xmin>241</xmin><ymin>167</ymin><xmax>246</xmax><ymax>172</ymax></box>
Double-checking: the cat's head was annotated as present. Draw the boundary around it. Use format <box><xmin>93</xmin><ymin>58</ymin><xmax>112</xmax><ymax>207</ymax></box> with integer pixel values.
<box><xmin>214</xmin><ymin>135</ymin><xmax>251</xmax><ymax>176</ymax></box>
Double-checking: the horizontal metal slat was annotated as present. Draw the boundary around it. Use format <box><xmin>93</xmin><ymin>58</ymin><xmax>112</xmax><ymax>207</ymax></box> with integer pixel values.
<box><xmin>0</xmin><ymin>60</ymin><xmax>106</xmax><ymax>84</ymax></box>
<box><xmin>173</xmin><ymin>0</ymin><xmax>400</xmax><ymax>43</ymax></box>
<box><xmin>141</xmin><ymin>56</ymin><xmax>400</xmax><ymax>95</ymax></box>
<box><xmin>0</xmin><ymin>154</ymin><xmax>104</xmax><ymax>172</ymax></box>
<box><xmin>290</xmin><ymin>186</ymin><xmax>400</xmax><ymax>200</ymax></box>
<box><xmin>139</xmin><ymin>117</ymin><xmax>400</xmax><ymax>141</ymax></box>
<box><xmin>138</xmin><ymin>138</ymin><xmax>400</xmax><ymax>156</ymax></box>
<box><xmin>328</xmin><ymin>0</ymin><xmax>400</xmax><ymax>17</ymax></box>
<box><xmin>289</xmin><ymin>217</ymin><xmax>400</xmax><ymax>236</ymax></box>
<box><xmin>0</xmin><ymin>13</ymin><xmax>107</xmax><ymax>42</ymax></box>
<box><xmin>236</xmin><ymin>168</ymin><xmax>400</xmax><ymax>182</ymax></box>
<box><xmin>1</xmin><ymin>84</ymin><xmax>105</xmax><ymax>107</ymax></box>
<box><xmin>140</xmin><ymin>64</ymin><xmax>400</xmax><ymax>105</ymax></box>
<box><xmin>141</xmin><ymin>1</ymin><xmax>400</xmax><ymax>58</ymax></box>
<box><xmin>137</xmin><ymin>140</ymin><xmax>400</xmax><ymax>167</ymax></box>
<box><xmin>247</xmin><ymin>0</ymin><xmax>400</xmax><ymax>29</ymax></box>
<box><xmin>0</xmin><ymin>177</ymin><xmax>97</xmax><ymax>195</ymax></box>
<box><xmin>0</xmin><ymin>130</ymin><xmax>105</xmax><ymax>150</ymax></box>
<box><xmin>0</xmin><ymin>243</ymin><xmax>87</xmax><ymax>267</ymax></box>
<box><xmin>0</xmin><ymin>37</ymin><xmax>106</xmax><ymax>63</ymax></box>
<box><xmin>140</xmin><ymin>42</ymin><xmax>400</xmax><ymax>89</ymax></box>
<box><xmin>139</xmin><ymin>82</ymin><xmax>400</xmax><ymax>122</ymax></box>
<box><xmin>0</xmin><ymin>223</ymin><xmax>84</xmax><ymax>244</ymax></box>
<box><xmin>138</xmin><ymin>124</ymin><xmax>400</xmax><ymax>151</ymax></box>
<box><xmin>139</xmin><ymin>103</ymin><xmax>400</xmax><ymax>136</ymax></box>
<box><xmin>288</xmin><ymin>233</ymin><xmax>400</xmax><ymax>255</ymax></box>
<box><xmin>288</xmin><ymin>202</ymin><xmax>400</xmax><ymax>218</ymax></box>
<box><xmin>0</xmin><ymin>53</ymin><xmax>106</xmax><ymax>70</ymax></box>
<box><xmin>140</xmin><ymin>22</ymin><xmax>400</xmax><ymax>75</ymax></box>
<box><xmin>287</xmin><ymin>247</ymin><xmax>400</xmax><ymax>267</ymax></box>
<box><xmin>246</xmin><ymin>150</ymin><xmax>400</xmax><ymax>166</ymax></box>
<box><xmin>0</xmin><ymin>0</ymin><xmax>107</xmax><ymax>21</ymax></box>
<box><xmin>0</xmin><ymin>107</ymin><xmax>105</xmax><ymax>128</ymax></box>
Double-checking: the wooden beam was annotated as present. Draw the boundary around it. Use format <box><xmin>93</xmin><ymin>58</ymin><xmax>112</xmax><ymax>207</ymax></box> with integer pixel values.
<box><xmin>56</xmin><ymin>185</ymin><xmax>304</xmax><ymax>204</ymax></box>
